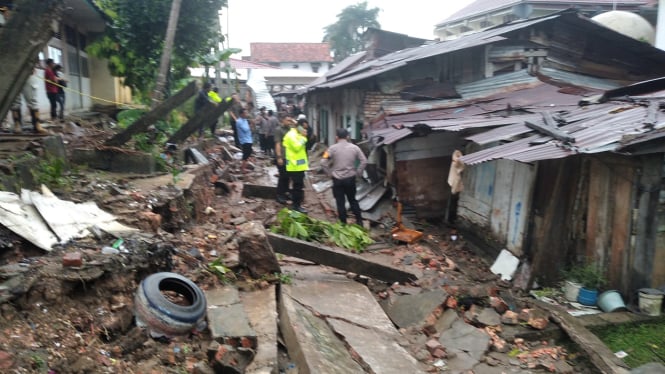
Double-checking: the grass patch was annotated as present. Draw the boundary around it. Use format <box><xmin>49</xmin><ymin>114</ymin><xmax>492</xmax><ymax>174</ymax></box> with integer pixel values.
<box><xmin>591</xmin><ymin>317</ymin><xmax>665</xmax><ymax>368</ymax></box>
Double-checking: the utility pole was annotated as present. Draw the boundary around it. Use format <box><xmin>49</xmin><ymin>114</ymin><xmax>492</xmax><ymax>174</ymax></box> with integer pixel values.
<box><xmin>151</xmin><ymin>0</ymin><xmax>182</xmax><ymax>109</ymax></box>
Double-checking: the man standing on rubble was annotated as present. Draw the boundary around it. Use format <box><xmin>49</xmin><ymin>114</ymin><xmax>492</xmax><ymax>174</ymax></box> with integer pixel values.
<box><xmin>274</xmin><ymin>117</ymin><xmax>296</xmax><ymax>205</ymax></box>
<box><xmin>236</xmin><ymin>108</ymin><xmax>253</xmax><ymax>174</ymax></box>
<box><xmin>322</xmin><ymin>128</ymin><xmax>367</xmax><ymax>226</ymax></box>
<box><xmin>282</xmin><ymin>119</ymin><xmax>309</xmax><ymax>213</ymax></box>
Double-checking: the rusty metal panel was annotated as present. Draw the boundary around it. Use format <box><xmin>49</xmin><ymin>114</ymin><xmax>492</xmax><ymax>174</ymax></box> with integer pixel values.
<box><xmin>395</xmin><ymin>157</ymin><xmax>450</xmax><ymax>217</ymax></box>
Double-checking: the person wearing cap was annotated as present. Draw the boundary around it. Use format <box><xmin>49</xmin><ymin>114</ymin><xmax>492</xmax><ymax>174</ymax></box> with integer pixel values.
<box><xmin>280</xmin><ymin>118</ymin><xmax>309</xmax><ymax>213</ymax></box>
<box><xmin>322</xmin><ymin>128</ymin><xmax>367</xmax><ymax>226</ymax></box>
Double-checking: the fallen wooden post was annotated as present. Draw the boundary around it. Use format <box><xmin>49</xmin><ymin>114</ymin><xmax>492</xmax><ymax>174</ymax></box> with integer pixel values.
<box><xmin>533</xmin><ymin>299</ymin><xmax>631</xmax><ymax>374</ymax></box>
<box><xmin>105</xmin><ymin>81</ymin><xmax>198</xmax><ymax>147</ymax></box>
<box><xmin>267</xmin><ymin>233</ymin><xmax>417</xmax><ymax>283</ymax></box>
<box><xmin>167</xmin><ymin>97</ymin><xmax>233</xmax><ymax>144</ymax></box>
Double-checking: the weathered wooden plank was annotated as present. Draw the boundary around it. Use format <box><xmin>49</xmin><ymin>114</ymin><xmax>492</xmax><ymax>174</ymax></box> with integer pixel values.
<box><xmin>609</xmin><ymin>165</ymin><xmax>632</xmax><ymax>291</ymax></box>
<box><xmin>490</xmin><ymin>159</ymin><xmax>513</xmax><ymax>243</ymax></box>
<box><xmin>586</xmin><ymin>159</ymin><xmax>609</xmax><ymax>261</ymax></box>
<box><xmin>267</xmin><ymin>233</ymin><xmax>417</xmax><ymax>283</ymax></box>
<box><xmin>105</xmin><ymin>81</ymin><xmax>198</xmax><ymax>147</ymax></box>
<box><xmin>506</xmin><ymin>162</ymin><xmax>535</xmax><ymax>256</ymax></box>
<box><xmin>533</xmin><ymin>300</ymin><xmax>631</xmax><ymax>374</ymax></box>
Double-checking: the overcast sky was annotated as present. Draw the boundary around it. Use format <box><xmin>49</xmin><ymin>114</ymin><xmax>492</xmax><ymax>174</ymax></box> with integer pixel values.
<box><xmin>221</xmin><ymin>0</ymin><xmax>475</xmax><ymax>58</ymax></box>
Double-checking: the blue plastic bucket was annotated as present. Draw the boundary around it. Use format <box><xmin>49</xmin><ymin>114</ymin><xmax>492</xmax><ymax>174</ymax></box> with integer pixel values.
<box><xmin>597</xmin><ymin>290</ymin><xmax>626</xmax><ymax>312</ymax></box>
<box><xmin>577</xmin><ymin>287</ymin><xmax>599</xmax><ymax>306</ymax></box>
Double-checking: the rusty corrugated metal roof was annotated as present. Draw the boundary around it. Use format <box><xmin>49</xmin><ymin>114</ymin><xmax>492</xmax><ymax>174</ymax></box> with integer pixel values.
<box><xmin>459</xmin><ymin>103</ymin><xmax>655</xmax><ymax>164</ymax></box>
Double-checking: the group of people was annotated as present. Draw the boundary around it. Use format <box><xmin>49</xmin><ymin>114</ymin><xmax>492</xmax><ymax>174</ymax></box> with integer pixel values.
<box><xmin>275</xmin><ymin>115</ymin><xmax>367</xmax><ymax>226</ymax></box>
<box><xmin>194</xmin><ymin>81</ymin><xmax>368</xmax><ymax>226</ymax></box>
<box><xmin>10</xmin><ymin>58</ymin><xmax>67</xmax><ymax>134</ymax></box>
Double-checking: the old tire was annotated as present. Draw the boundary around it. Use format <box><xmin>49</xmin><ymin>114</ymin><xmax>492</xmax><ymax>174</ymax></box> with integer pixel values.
<box><xmin>135</xmin><ymin>272</ymin><xmax>207</xmax><ymax>337</ymax></box>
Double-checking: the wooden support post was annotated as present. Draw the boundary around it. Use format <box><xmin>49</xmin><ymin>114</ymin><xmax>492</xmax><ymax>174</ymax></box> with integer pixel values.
<box><xmin>267</xmin><ymin>233</ymin><xmax>418</xmax><ymax>283</ymax></box>
<box><xmin>105</xmin><ymin>81</ymin><xmax>198</xmax><ymax>147</ymax></box>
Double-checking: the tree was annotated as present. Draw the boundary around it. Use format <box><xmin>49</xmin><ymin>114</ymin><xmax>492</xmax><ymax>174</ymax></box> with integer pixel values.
<box><xmin>323</xmin><ymin>1</ymin><xmax>380</xmax><ymax>62</ymax></box>
<box><xmin>89</xmin><ymin>0</ymin><xmax>227</xmax><ymax>101</ymax></box>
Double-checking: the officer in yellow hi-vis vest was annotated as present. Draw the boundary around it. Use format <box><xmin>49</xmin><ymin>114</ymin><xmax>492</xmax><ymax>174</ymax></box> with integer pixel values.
<box><xmin>282</xmin><ymin>121</ymin><xmax>309</xmax><ymax>213</ymax></box>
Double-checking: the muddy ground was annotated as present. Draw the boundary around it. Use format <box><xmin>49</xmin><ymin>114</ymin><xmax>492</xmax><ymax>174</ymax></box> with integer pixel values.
<box><xmin>0</xmin><ymin>117</ymin><xmax>601</xmax><ymax>373</ymax></box>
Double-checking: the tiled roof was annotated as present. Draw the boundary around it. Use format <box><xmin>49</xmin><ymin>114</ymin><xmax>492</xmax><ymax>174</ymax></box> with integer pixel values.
<box><xmin>436</xmin><ymin>0</ymin><xmax>649</xmax><ymax>26</ymax></box>
<box><xmin>250</xmin><ymin>43</ymin><xmax>333</xmax><ymax>63</ymax></box>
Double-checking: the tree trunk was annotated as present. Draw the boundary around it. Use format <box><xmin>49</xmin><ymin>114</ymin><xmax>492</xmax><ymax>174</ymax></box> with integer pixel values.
<box><xmin>0</xmin><ymin>0</ymin><xmax>65</xmax><ymax>121</ymax></box>
<box><xmin>167</xmin><ymin>97</ymin><xmax>233</xmax><ymax>144</ymax></box>
<box><xmin>105</xmin><ymin>80</ymin><xmax>197</xmax><ymax>147</ymax></box>
<box><xmin>150</xmin><ymin>0</ymin><xmax>182</xmax><ymax>109</ymax></box>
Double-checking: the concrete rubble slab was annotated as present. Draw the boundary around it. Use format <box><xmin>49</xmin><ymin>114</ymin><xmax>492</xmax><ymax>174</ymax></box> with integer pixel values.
<box><xmin>328</xmin><ymin>319</ymin><xmax>427</xmax><ymax>374</ymax></box>
<box><xmin>439</xmin><ymin>319</ymin><xmax>491</xmax><ymax>372</ymax></box>
<box><xmin>279</xmin><ymin>286</ymin><xmax>364</xmax><ymax>374</ymax></box>
<box><xmin>280</xmin><ymin>272</ymin><xmax>424</xmax><ymax>373</ymax></box>
<box><xmin>205</xmin><ymin>288</ymin><xmax>257</xmax><ymax>347</ymax></box>
<box><xmin>241</xmin><ymin>286</ymin><xmax>278</xmax><ymax>374</ymax></box>
<box><xmin>381</xmin><ymin>289</ymin><xmax>447</xmax><ymax>328</ymax></box>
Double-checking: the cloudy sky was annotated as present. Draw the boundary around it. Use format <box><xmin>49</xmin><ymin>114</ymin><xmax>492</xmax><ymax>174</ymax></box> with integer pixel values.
<box><xmin>221</xmin><ymin>0</ymin><xmax>475</xmax><ymax>58</ymax></box>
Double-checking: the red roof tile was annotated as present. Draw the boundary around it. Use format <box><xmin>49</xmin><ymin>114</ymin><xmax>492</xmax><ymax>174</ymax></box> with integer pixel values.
<box><xmin>250</xmin><ymin>43</ymin><xmax>333</xmax><ymax>63</ymax></box>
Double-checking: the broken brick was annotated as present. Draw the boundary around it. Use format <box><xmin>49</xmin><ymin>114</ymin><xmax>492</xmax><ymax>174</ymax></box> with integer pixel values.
<box><xmin>432</xmin><ymin>348</ymin><xmax>447</xmax><ymax>358</ymax></box>
<box><xmin>425</xmin><ymin>339</ymin><xmax>442</xmax><ymax>354</ymax></box>
<box><xmin>0</xmin><ymin>350</ymin><xmax>14</xmax><ymax>370</ymax></box>
<box><xmin>63</xmin><ymin>252</ymin><xmax>83</xmax><ymax>267</ymax></box>
<box><xmin>518</xmin><ymin>308</ymin><xmax>533</xmax><ymax>322</ymax></box>
<box><xmin>528</xmin><ymin>317</ymin><xmax>549</xmax><ymax>330</ymax></box>
<box><xmin>501</xmin><ymin>310</ymin><xmax>520</xmax><ymax>325</ymax></box>
<box><xmin>489</xmin><ymin>296</ymin><xmax>509</xmax><ymax>314</ymax></box>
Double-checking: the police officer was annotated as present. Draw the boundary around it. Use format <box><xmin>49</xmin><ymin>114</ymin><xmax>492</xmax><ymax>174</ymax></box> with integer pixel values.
<box><xmin>282</xmin><ymin>119</ymin><xmax>309</xmax><ymax>213</ymax></box>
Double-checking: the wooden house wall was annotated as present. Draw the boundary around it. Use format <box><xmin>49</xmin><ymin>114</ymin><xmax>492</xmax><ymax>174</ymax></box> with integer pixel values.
<box><xmin>528</xmin><ymin>154</ymin><xmax>664</xmax><ymax>297</ymax></box>
<box><xmin>457</xmin><ymin>159</ymin><xmax>536</xmax><ymax>256</ymax></box>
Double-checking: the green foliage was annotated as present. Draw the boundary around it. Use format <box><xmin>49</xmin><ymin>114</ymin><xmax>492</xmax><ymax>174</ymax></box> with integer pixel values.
<box><xmin>208</xmin><ymin>257</ymin><xmax>234</xmax><ymax>284</ymax></box>
<box><xmin>89</xmin><ymin>0</ymin><xmax>228</xmax><ymax>98</ymax></box>
<box><xmin>323</xmin><ymin>1</ymin><xmax>380</xmax><ymax>62</ymax></box>
<box><xmin>270</xmin><ymin>208</ymin><xmax>373</xmax><ymax>252</ymax></box>
<box><xmin>33</xmin><ymin>157</ymin><xmax>71</xmax><ymax>190</ymax></box>
<box><xmin>592</xmin><ymin>317</ymin><xmax>665</xmax><ymax>368</ymax></box>
<box><xmin>563</xmin><ymin>263</ymin><xmax>606</xmax><ymax>289</ymax></box>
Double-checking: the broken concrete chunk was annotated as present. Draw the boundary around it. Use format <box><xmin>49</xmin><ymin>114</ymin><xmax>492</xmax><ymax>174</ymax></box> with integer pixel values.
<box><xmin>237</xmin><ymin>221</ymin><xmax>281</xmax><ymax>278</ymax></box>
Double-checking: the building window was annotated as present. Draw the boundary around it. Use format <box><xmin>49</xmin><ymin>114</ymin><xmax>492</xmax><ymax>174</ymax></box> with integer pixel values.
<box><xmin>48</xmin><ymin>46</ymin><xmax>62</xmax><ymax>64</ymax></box>
<box><xmin>292</xmin><ymin>64</ymin><xmax>299</xmax><ymax>69</ymax></box>
<box><xmin>68</xmin><ymin>51</ymin><xmax>79</xmax><ymax>76</ymax></box>
<box><xmin>311</xmin><ymin>62</ymin><xmax>321</xmax><ymax>73</ymax></box>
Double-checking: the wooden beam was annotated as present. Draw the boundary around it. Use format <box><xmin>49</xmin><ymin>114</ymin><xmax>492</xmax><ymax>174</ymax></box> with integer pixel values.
<box><xmin>525</xmin><ymin>120</ymin><xmax>575</xmax><ymax>143</ymax></box>
<box><xmin>533</xmin><ymin>300</ymin><xmax>631</xmax><ymax>374</ymax></box>
<box><xmin>267</xmin><ymin>233</ymin><xmax>418</xmax><ymax>283</ymax></box>
<box><xmin>105</xmin><ymin>81</ymin><xmax>198</xmax><ymax>147</ymax></box>
<box><xmin>167</xmin><ymin>96</ymin><xmax>233</xmax><ymax>144</ymax></box>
